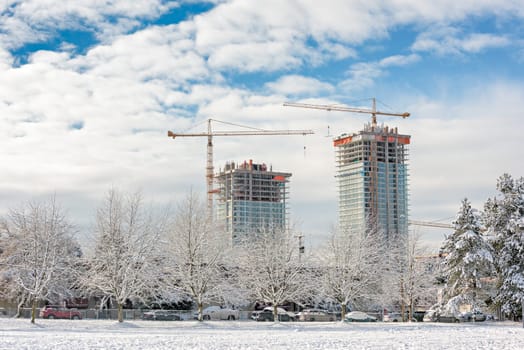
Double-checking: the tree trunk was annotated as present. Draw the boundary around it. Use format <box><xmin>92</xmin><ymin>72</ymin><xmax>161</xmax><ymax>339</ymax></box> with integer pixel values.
<box><xmin>198</xmin><ymin>302</ymin><xmax>203</xmax><ymax>322</ymax></box>
<box><xmin>273</xmin><ymin>305</ymin><xmax>279</xmax><ymax>323</ymax></box>
<box><xmin>31</xmin><ymin>298</ymin><xmax>36</xmax><ymax>324</ymax></box>
<box><xmin>400</xmin><ymin>277</ymin><xmax>405</xmax><ymax>322</ymax></box>
<box><xmin>408</xmin><ymin>292</ymin><xmax>414</xmax><ymax>322</ymax></box>
<box><xmin>16</xmin><ymin>296</ymin><xmax>26</xmax><ymax>318</ymax></box>
<box><xmin>117</xmin><ymin>303</ymin><xmax>123</xmax><ymax>323</ymax></box>
<box><xmin>341</xmin><ymin>303</ymin><xmax>347</xmax><ymax>321</ymax></box>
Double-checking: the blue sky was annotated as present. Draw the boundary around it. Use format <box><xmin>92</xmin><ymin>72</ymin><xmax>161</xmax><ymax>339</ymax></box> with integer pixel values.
<box><xmin>1</xmin><ymin>0</ymin><xmax>523</xmax><ymax>251</ymax></box>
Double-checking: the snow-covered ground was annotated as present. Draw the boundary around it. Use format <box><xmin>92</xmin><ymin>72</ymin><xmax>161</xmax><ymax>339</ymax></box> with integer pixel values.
<box><xmin>1</xmin><ymin>318</ymin><xmax>523</xmax><ymax>349</ymax></box>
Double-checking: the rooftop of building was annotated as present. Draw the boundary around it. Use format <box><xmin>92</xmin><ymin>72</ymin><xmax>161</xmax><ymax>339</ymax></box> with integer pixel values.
<box><xmin>217</xmin><ymin>160</ymin><xmax>292</xmax><ymax>177</ymax></box>
<box><xmin>333</xmin><ymin>122</ymin><xmax>411</xmax><ymax>146</ymax></box>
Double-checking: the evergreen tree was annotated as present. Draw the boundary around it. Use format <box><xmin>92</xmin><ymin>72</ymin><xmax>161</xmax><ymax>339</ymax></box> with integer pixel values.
<box><xmin>441</xmin><ymin>198</ymin><xmax>493</xmax><ymax>308</ymax></box>
<box><xmin>484</xmin><ymin>174</ymin><xmax>524</xmax><ymax>316</ymax></box>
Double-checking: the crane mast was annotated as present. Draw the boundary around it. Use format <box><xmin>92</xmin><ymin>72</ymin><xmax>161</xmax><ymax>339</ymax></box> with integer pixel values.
<box><xmin>168</xmin><ymin>119</ymin><xmax>314</xmax><ymax>215</ymax></box>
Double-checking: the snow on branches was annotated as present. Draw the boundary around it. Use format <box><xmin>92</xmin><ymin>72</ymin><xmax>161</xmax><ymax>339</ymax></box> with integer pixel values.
<box><xmin>0</xmin><ymin>197</ymin><xmax>80</xmax><ymax>323</ymax></box>
<box><xmin>485</xmin><ymin>174</ymin><xmax>524</xmax><ymax>315</ymax></box>
<box><xmin>441</xmin><ymin>198</ymin><xmax>493</xmax><ymax>307</ymax></box>
<box><xmin>81</xmin><ymin>189</ymin><xmax>166</xmax><ymax>323</ymax></box>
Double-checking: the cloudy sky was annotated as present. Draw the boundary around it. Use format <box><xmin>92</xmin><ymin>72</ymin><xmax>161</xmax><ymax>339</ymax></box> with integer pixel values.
<box><xmin>1</xmin><ymin>0</ymin><xmax>523</xmax><ymax>252</ymax></box>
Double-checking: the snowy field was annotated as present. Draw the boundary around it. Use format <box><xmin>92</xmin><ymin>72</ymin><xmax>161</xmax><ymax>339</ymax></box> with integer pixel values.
<box><xmin>1</xmin><ymin>319</ymin><xmax>524</xmax><ymax>350</ymax></box>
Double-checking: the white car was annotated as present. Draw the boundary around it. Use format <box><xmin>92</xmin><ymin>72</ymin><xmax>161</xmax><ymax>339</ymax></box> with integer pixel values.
<box><xmin>198</xmin><ymin>306</ymin><xmax>240</xmax><ymax>321</ymax></box>
<box><xmin>343</xmin><ymin>311</ymin><xmax>377</xmax><ymax>322</ymax></box>
<box><xmin>297</xmin><ymin>309</ymin><xmax>335</xmax><ymax>322</ymax></box>
<box><xmin>383</xmin><ymin>312</ymin><xmax>403</xmax><ymax>322</ymax></box>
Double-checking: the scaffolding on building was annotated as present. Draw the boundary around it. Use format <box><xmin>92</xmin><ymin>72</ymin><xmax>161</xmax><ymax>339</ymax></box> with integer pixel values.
<box><xmin>334</xmin><ymin>123</ymin><xmax>410</xmax><ymax>239</ymax></box>
<box><xmin>215</xmin><ymin>160</ymin><xmax>291</xmax><ymax>243</ymax></box>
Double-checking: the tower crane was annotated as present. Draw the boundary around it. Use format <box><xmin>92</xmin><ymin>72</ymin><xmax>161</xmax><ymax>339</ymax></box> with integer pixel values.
<box><xmin>283</xmin><ymin>98</ymin><xmax>410</xmax><ymax>127</ymax></box>
<box><xmin>283</xmin><ymin>98</ymin><xmax>410</xmax><ymax>235</ymax></box>
<box><xmin>409</xmin><ymin>220</ymin><xmax>453</xmax><ymax>229</ymax></box>
<box><xmin>167</xmin><ymin>118</ymin><xmax>314</xmax><ymax>213</ymax></box>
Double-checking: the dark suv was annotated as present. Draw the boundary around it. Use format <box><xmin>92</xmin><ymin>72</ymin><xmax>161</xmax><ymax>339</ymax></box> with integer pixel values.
<box><xmin>40</xmin><ymin>306</ymin><xmax>81</xmax><ymax>320</ymax></box>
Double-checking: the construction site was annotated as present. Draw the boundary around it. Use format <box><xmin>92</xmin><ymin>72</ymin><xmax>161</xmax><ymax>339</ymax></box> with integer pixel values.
<box><xmin>167</xmin><ymin>119</ymin><xmax>312</xmax><ymax>243</ymax></box>
<box><xmin>333</xmin><ymin>123</ymin><xmax>410</xmax><ymax>239</ymax></box>
<box><xmin>215</xmin><ymin>160</ymin><xmax>291</xmax><ymax>242</ymax></box>
<box><xmin>168</xmin><ymin>100</ymin><xmax>449</xmax><ymax>245</ymax></box>
<box><xmin>284</xmin><ymin>99</ymin><xmax>412</xmax><ymax>240</ymax></box>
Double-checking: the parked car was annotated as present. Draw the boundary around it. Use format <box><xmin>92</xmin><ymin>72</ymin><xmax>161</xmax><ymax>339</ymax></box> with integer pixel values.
<box><xmin>423</xmin><ymin>310</ymin><xmax>437</xmax><ymax>322</ymax></box>
<box><xmin>471</xmin><ymin>311</ymin><xmax>487</xmax><ymax>322</ymax></box>
<box><xmin>39</xmin><ymin>306</ymin><xmax>81</xmax><ymax>320</ymax></box>
<box><xmin>196</xmin><ymin>306</ymin><xmax>240</xmax><ymax>320</ymax></box>
<box><xmin>384</xmin><ymin>311</ymin><xmax>418</xmax><ymax>322</ymax></box>
<box><xmin>412</xmin><ymin>311</ymin><xmax>426</xmax><ymax>322</ymax></box>
<box><xmin>142</xmin><ymin>310</ymin><xmax>181</xmax><ymax>321</ymax></box>
<box><xmin>297</xmin><ymin>309</ymin><xmax>335</xmax><ymax>322</ymax></box>
<box><xmin>256</xmin><ymin>307</ymin><xmax>295</xmax><ymax>322</ymax></box>
<box><xmin>383</xmin><ymin>312</ymin><xmax>403</xmax><ymax>322</ymax></box>
<box><xmin>485</xmin><ymin>314</ymin><xmax>497</xmax><ymax>321</ymax></box>
<box><xmin>251</xmin><ymin>310</ymin><xmax>262</xmax><ymax>321</ymax></box>
<box><xmin>461</xmin><ymin>310</ymin><xmax>486</xmax><ymax>322</ymax></box>
<box><xmin>437</xmin><ymin>313</ymin><xmax>463</xmax><ymax>323</ymax></box>
<box><xmin>344</xmin><ymin>311</ymin><xmax>377</xmax><ymax>322</ymax></box>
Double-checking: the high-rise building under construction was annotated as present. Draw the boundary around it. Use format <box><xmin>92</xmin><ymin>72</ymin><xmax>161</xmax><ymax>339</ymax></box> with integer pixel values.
<box><xmin>215</xmin><ymin>160</ymin><xmax>291</xmax><ymax>243</ymax></box>
<box><xmin>334</xmin><ymin>123</ymin><xmax>410</xmax><ymax>239</ymax></box>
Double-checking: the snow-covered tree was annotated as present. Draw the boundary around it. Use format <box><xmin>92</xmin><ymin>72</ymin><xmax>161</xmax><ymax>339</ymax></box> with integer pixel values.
<box><xmin>82</xmin><ymin>189</ymin><xmax>165</xmax><ymax>323</ymax></box>
<box><xmin>0</xmin><ymin>197</ymin><xmax>79</xmax><ymax>323</ymax></box>
<box><xmin>235</xmin><ymin>226</ymin><xmax>307</xmax><ymax>322</ymax></box>
<box><xmin>386</xmin><ymin>231</ymin><xmax>439</xmax><ymax>321</ymax></box>
<box><xmin>165</xmin><ymin>192</ymin><xmax>228</xmax><ymax>321</ymax></box>
<box><xmin>317</xmin><ymin>226</ymin><xmax>386</xmax><ymax>320</ymax></box>
<box><xmin>440</xmin><ymin>198</ymin><xmax>493</xmax><ymax>308</ymax></box>
<box><xmin>484</xmin><ymin>174</ymin><xmax>524</xmax><ymax>316</ymax></box>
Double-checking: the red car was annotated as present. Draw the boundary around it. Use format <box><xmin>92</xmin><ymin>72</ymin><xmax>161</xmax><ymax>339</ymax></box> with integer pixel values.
<box><xmin>39</xmin><ymin>306</ymin><xmax>82</xmax><ymax>320</ymax></box>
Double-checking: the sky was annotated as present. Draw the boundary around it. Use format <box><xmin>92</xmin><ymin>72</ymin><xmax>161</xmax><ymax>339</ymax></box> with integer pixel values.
<box><xmin>1</xmin><ymin>318</ymin><xmax>524</xmax><ymax>349</ymax></box>
<box><xmin>1</xmin><ymin>0</ymin><xmax>523</xmax><ymax>252</ymax></box>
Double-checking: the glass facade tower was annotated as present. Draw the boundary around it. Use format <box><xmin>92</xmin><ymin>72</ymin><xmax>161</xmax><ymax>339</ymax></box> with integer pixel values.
<box><xmin>334</xmin><ymin>123</ymin><xmax>410</xmax><ymax>239</ymax></box>
<box><xmin>215</xmin><ymin>160</ymin><xmax>291</xmax><ymax>243</ymax></box>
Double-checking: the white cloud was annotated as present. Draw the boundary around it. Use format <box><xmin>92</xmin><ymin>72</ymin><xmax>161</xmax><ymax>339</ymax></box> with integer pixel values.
<box><xmin>188</xmin><ymin>0</ymin><xmax>524</xmax><ymax>74</ymax></box>
<box><xmin>405</xmin><ymin>81</ymin><xmax>524</xmax><ymax>224</ymax></box>
<box><xmin>461</xmin><ymin>33</ymin><xmax>511</xmax><ymax>52</ymax></box>
<box><xmin>207</xmin><ymin>41</ymin><xmax>303</xmax><ymax>72</ymax></box>
<box><xmin>191</xmin><ymin>0</ymin><xmax>393</xmax><ymax>73</ymax></box>
<box><xmin>339</xmin><ymin>54</ymin><xmax>420</xmax><ymax>92</ymax></box>
<box><xmin>412</xmin><ymin>27</ymin><xmax>511</xmax><ymax>55</ymax></box>
<box><xmin>384</xmin><ymin>0</ymin><xmax>524</xmax><ymax>24</ymax></box>
<box><xmin>70</xmin><ymin>24</ymin><xmax>210</xmax><ymax>85</ymax></box>
<box><xmin>0</xmin><ymin>47</ymin><xmax>13</xmax><ymax>70</ymax></box>
<box><xmin>0</xmin><ymin>0</ymin><xmax>177</xmax><ymax>48</ymax></box>
<box><xmin>2</xmin><ymin>0</ymin><xmax>523</xmax><ymax>75</ymax></box>
<box><xmin>379</xmin><ymin>53</ymin><xmax>420</xmax><ymax>67</ymax></box>
<box><xmin>265</xmin><ymin>75</ymin><xmax>334</xmax><ymax>96</ymax></box>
